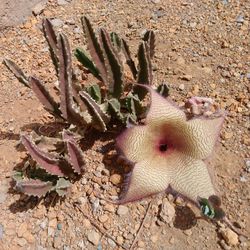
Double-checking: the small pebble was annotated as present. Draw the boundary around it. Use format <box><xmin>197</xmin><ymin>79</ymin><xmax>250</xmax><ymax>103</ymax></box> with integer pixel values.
<box><xmin>99</xmin><ymin>214</ymin><xmax>109</xmax><ymax>223</ymax></box>
<box><xmin>16</xmin><ymin>238</ymin><xmax>27</xmax><ymax>247</ymax></box>
<box><xmin>137</xmin><ymin>240</ymin><xmax>145</xmax><ymax>247</ymax></box>
<box><xmin>184</xmin><ymin>229</ymin><xmax>192</xmax><ymax>236</ymax></box>
<box><xmin>159</xmin><ymin>198</ymin><xmax>175</xmax><ymax>223</ymax></box>
<box><xmin>57</xmin><ymin>223</ymin><xmax>62</xmax><ymax>230</ymax></box>
<box><xmin>32</xmin><ymin>2</ymin><xmax>46</xmax><ymax>15</ymax></box>
<box><xmin>110</xmin><ymin>174</ymin><xmax>122</xmax><ymax>185</ymax></box>
<box><xmin>117</xmin><ymin>236</ymin><xmax>124</xmax><ymax>245</ymax></box>
<box><xmin>179</xmin><ymin>84</ymin><xmax>185</xmax><ymax>91</ymax></box>
<box><xmin>220</xmin><ymin>228</ymin><xmax>238</xmax><ymax>246</ymax></box>
<box><xmin>0</xmin><ymin>224</ymin><xmax>4</xmax><ymax>240</ymax></box>
<box><xmin>82</xmin><ymin>219</ymin><xmax>91</xmax><ymax>229</ymax></box>
<box><xmin>57</xmin><ymin>0</ymin><xmax>70</xmax><ymax>5</ymax></box>
<box><xmin>180</xmin><ymin>74</ymin><xmax>193</xmax><ymax>81</ymax></box>
<box><xmin>169</xmin><ymin>236</ymin><xmax>175</xmax><ymax>244</ymax></box>
<box><xmin>117</xmin><ymin>205</ymin><xmax>129</xmax><ymax>216</ymax></box>
<box><xmin>236</xmin><ymin>15</ymin><xmax>244</xmax><ymax>24</ymax></box>
<box><xmin>87</xmin><ymin>231</ymin><xmax>100</xmax><ymax>246</ymax></box>
<box><xmin>51</xmin><ymin>18</ymin><xmax>64</xmax><ymax>27</ymax></box>
<box><xmin>150</xmin><ymin>235</ymin><xmax>158</xmax><ymax>243</ymax></box>
<box><xmin>107</xmin><ymin>238</ymin><xmax>116</xmax><ymax>248</ymax></box>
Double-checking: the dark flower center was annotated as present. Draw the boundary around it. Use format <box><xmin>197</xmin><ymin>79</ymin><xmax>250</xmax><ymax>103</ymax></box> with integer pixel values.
<box><xmin>159</xmin><ymin>144</ymin><xmax>168</xmax><ymax>152</ymax></box>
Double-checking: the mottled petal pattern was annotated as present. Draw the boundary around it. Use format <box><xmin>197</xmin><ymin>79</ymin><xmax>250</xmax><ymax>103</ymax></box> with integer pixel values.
<box><xmin>146</xmin><ymin>88</ymin><xmax>186</xmax><ymax>127</ymax></box>
<box><xmin>119</xmin><ymin>156</ymin><xmax>171</xmax><ymax>203</ymax></box>
<box><xmin>183</xmin><ymin>117</ymin><xmax>224</xmax><ymax>159</ymax></box>
<box><xmin>116</xmin><ymin>87</ymin><xmax>224</xmax><ymax>204</ymax></box>
<box><xmin>170</xmin><ymin>156</ymin><xmax>215</xmax><ymax>200</ymax></box>
<box><xmin>117</xmin><ymin>125</ymin><xmax>155</xmax><ymax>163</ymax></box>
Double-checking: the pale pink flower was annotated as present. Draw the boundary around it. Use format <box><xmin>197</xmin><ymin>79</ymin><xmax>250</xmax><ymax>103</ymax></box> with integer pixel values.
<box><xmin>117</xmin><ymin>87</ymin><xmax>224</xmax><ymax>204</ymax></box>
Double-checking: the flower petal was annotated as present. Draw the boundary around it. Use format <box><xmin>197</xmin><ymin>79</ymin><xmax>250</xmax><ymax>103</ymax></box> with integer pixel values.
<box><xmin>118</xmin><ymin>156</ymin><xmax>172</xmax><ymax>203</ymax></box>
<box><xmin>146</xmin><ymin>88</ymin><xmax>186</xmax><ymax>127</ymax></box>
<box><xmin>118</xmin><ymin>151</ymin><xmax>215</xmax><ymax>204</ymax></box>
<box><xmin>170</xmin><ymin>156</ymin><xmax>215</xmax><ymax>201</ymax></box>
<box><xmin>181</xmin><ymin>116</ymin><xmax>224</xmax><ymax>159</ymax></box>
<box><xmin>116</xmin><ymin>125</ymin><xmax>155</xmax><ymax>163</ymax></box>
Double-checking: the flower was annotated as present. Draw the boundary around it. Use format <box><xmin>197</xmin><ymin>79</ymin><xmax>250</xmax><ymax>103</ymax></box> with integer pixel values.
<box><xmin>116</xmin><ymin>87</ymin><xmax>224</xmax><ymax>204</ymax></box>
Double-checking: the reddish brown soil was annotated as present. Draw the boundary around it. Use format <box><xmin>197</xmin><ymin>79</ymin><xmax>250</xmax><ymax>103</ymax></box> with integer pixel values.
<box><xmin>0</xmin><ymin>0</ymin><xmax>249</xmax><ymax>249</ymax></box>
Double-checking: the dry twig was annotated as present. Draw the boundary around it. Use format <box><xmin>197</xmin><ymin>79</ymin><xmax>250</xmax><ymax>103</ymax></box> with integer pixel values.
<box><xmin>73</xmin><ymin>202</ymin><xmax>127</xmax><ymax>249</ymax></box>
<box><xmin>129</xmin><ymin>200</ymin><xmax>153</xmax><ymax>250</ymax></box>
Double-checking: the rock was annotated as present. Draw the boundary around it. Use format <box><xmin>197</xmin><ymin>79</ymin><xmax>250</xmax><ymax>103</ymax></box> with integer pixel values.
<box><xmin>180</xmin><ymin>74</ymin><xmax>193</xmax><ymax>81</ymax></box>
<box><xmin>40</xmin><ymin>220</ymin><xmax>47</xmax><ymax>229</ymax></box>
<box><xmin>17</xmin><ymin>223</ymin><xmax>28</xmax><ymax>238</ymax></box>
<box><xmin>91</xmin><ymin>198</ymin><xmax>100</xmax><ymax>213</ymax></box>
<box><xmin>176</xmin><ymin>57</ymin><xmax>185</xmax><ymax>65</ymax></box>
<box><xmin>220</xmin><ymin>228</ymin><xmax>238</xmax><ymax>246</ymax></box>
<box><xmin>32</xmin><ymin>1</ymin><xmax>47</xmax><ymax>15</ymax></box>
<box><xmin>87</xmin><ymin>231</ymin><xmax>100</xmax><ymax>246</ymax></box>
<box><xmin>107</xmin><ymin>238</ymin><xmax>116</xmax><ymax>248</ymax></box>
<box><xmin>184</xmin><ymin>229</ymin><xmax>192</xmax><ymax>236</ymax></box>
<box><xmin>16</xmin><ymin>238</ymin><xmax>27</xmax><ymax>247</ymax></box>
<box><xmin>220</xmin><ymin>239</ymin><xmax>231</xmax><ymax>250</ymax></box>
<box><xmin>240</xmin><ymin>176</ymin><xmax>247</xmax><ymax>182</ymax></box>
<box><xmin>110</xmin><ymin>174</ymin><xmax>122</xmax><ymax>185</ymax></box>
<box><xmin>245</xmin><ymin>160</ymin><xmax>250</xmax><ymax>172</ymax></box>
<box><xmin>202</xmin><ymin>67</ymin><xmax>213</xmax><ymax>74</ymax></box>
<box><xmin>0</xmin><ymin>192</ymin><xmax>7</xmax><ymax>204</ymax></box>
<box><xmin>221</xmin><ymin>41</ymin><xmax>229</xmax><ymax>48</ymax></box>
<box><xmin>222</xmin><ymin>132</ymin><xmax>233</xmax><ymax>140</ymax></box>
<box><xmin>104</xmin><ymin>204</ymin><xmax>115</xmax><ymax>213</ymax></box>
<box><xmin>236</xmin><ymin>15</ymin><xmax>244</xmax><ymax>24</ymax></box>
<box><xmin>117</xmin><ymin>205</ymin><xmax>129</xmax><ymax>216</ymax></box>
<box><xmin>77</xmin><ymin>197</ymin><xmax>87</xmax><ymax>206</ymax></box>
<box><xmin>82</xmin><ymin>219</ymin><xmax>91</xmax><ymax>229</ymax></box>
<box><xmin>190</xmin><ymin>22</ymin><xmax>197</xmax><ymax>28</ymax></box>
<box><xmin>179</xmin><ymin>84</ymin><xmax>185</xmax><ymax>91</ymax></box>
<box><xmin>57</xmin><ymin>0</ymin><xmax>69</xmax><ymax>5</ymax></box>
<box><xmin>239</xmin><ymin>235</ymin><xmax>247</xmax><ymax>243</ymax></box>
<box><xmin>23</xmin><ymin>231</ymin><xmax>35</xmax><ymax>244</ymax></box>
<box><xmin>150</xmin><ymin>235</ymin><xmax>158</xmax><ymax>243</ymax></box>
<box><xmin>169</xmin><ymin>236</ymin><xmax>175</xmax><ymax>244</ymax></box>
<box><xmin>74</xmin><ymin>27</ymin><xmax>81</xmax><ymax>34</ymax></box>
<box><xmin>0</xmin><ymin>224</ymin><xmax>3</xmax><ymax>239</ymax></box>
<box><xmin>138</xmin><ymin>240</ymin><xmax>145</xmax><ymax>247</ymax></box>
<box><xmin>53</xmin><ymin>236</ymin><xmax>63</xmax><ymax>248</ymax></box>
<box><xmin>51</xmin><ymin>18</ymin><xmax>64</xmax><ymax>27</ymax></box>
<box><xmin>159</xmin><ymin>198</ymin><xmax>175</xmax><ymax>223</ymax></box>
<box><xmin>48</xmin><ymin>218</ymin><xmax>57</xmax><ymax>236</ymax></box>
<box><xmin>99</xmin><ymin>214</ymin><xmax>109</xmax><ymax>223</ymax></box>
<box><xmin>57</xmin><ymin>223</ymin><xmax>62</xmax><ymax>230</ymax></box>
<box><xmin>116</xmin><ymin>236</ymin><xmax>124</xmax><ymax>245</ymax></box>
<box><xmin>0</xmin><ymin>182</ymin><xmax>8</xmax><ymax>204</ymax></box>
<box><xmin>33</xmin><ymin>206</ymin><xmax>46</xmax><ymax>219</ymax></box>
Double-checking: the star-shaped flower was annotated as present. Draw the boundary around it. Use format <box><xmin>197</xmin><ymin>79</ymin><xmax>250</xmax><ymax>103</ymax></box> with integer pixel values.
<box><xmin>116</xmin><ymin>87</ymin><xmax>224</xmax><ymax>204</ymax></box>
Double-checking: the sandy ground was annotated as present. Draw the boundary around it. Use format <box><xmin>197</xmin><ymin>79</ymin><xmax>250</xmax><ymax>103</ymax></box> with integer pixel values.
<box><xmin>0</xmin><ymin>0</ymin><xmax>48</xmax><ymax>28</ymax></box>
<box><xmin>0</xmin><ymin>0</ymin><xmax>249</xmax><ymax>249</ymax></box>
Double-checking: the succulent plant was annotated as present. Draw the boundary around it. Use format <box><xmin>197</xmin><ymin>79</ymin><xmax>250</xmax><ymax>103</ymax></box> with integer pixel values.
<box><xmin>3</xmin><ymin>16</ymin><xmax>168</xmax><ymax>198</ymax></box>
<box><xmin>13</xmin><ymin>130</ymin><xmax>84</xmax><ymax>197</ymax></box>
<box><xmin>76</xmin><ymin>16</ymin><xmax>169</xmax><ymax>125</ymax></box>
